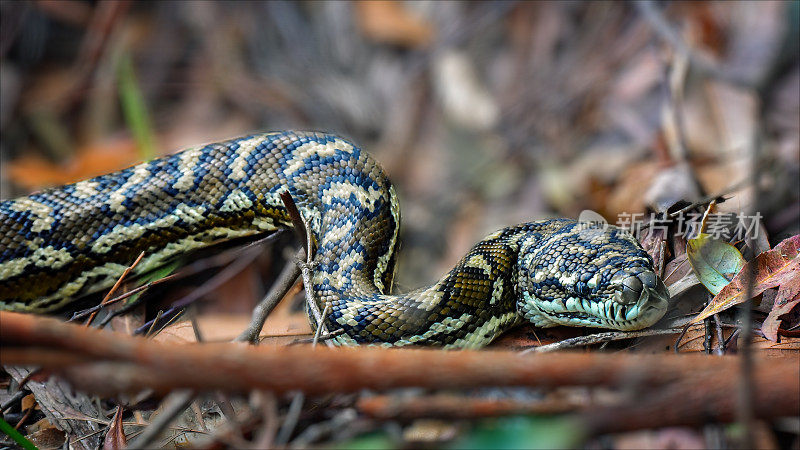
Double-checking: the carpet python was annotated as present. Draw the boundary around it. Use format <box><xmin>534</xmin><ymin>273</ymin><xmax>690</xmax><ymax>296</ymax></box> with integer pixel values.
<box><xmin>0</xmin><ymin>131</ymin><xmax>670</xmax><ymax>348</ymax></box>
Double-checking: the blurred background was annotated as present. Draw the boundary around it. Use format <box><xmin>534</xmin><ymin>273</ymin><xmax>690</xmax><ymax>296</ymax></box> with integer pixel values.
<box><xmin>1</xmin><ymin>0</ymin><xmax>798</xmax><ymax>311</ymax></box>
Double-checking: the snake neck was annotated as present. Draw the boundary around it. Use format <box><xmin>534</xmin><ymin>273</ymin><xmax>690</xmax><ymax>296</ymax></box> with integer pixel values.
<box><xmin>313</xmin><ymin>225</ymin><xmax>532</xmax><ymax>348</ymax></box>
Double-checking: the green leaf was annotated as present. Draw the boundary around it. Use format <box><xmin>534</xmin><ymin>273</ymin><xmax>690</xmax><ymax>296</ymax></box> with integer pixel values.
<box><xmin>451</xmin><ymin>416</ymin><xmax>584</xmax><ymax>450</ymax></box>
<box><xmin>0</xmin><ymin>416</ymin><xmax>38</xmax><ymax>450</ymax></box>
<box><xmin>126</xmin><ymin>261</ymin><xmax>180</xmax><ymax>306</ymax></box>
<box><xmin>140</xmin><ymin>261</ymin><xmax>179</xmax><ymax>283</ymax></box>
<box><xmin>686</xmin><ymin>233</ymin><xmax>746</xmax><ymax>295</ymax></box>
<box><xmin>117</xmin><ymin>53</ymin><xmax>157</xmax><ymax>161</ymax></box>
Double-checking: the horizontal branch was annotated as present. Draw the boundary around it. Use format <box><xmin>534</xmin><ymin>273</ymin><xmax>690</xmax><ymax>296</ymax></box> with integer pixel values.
<box><xmin>1</xmin><ymin>312</ymin><xmax>798</xmax><ymax>432</ymax></box>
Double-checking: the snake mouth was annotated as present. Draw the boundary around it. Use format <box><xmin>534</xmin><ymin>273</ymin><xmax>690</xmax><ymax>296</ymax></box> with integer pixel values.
<box><xmin>533</xmin><ymin>272</ymin><xmax>670</xmax><ymax>330</ymax></box>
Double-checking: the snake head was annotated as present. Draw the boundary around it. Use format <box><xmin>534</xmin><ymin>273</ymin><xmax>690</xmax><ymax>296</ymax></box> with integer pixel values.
<box><xmin>516</xmin><ymin>221</ymin><xmax>669</xmax><ymax>330</ymax></box>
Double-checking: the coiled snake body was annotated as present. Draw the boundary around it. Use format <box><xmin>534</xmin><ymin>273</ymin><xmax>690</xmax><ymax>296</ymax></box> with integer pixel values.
<box><xmin>0</xmin><ymin>131</ymin><xmax>669</xmax><ymax>348</ymax></box>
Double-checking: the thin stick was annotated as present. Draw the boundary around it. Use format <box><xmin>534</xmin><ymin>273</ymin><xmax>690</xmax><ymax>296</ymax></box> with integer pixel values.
<box><xmin>736</xmin><ymin>112</ymin><xmax>765</xmax><ymax>450</ymax></box>
<box><xmin>312</xmin><ymin>303</ymin><xmax>330</xmax><ymax>348</ymax></box>
<box><xmin>674</xmin><ymin>323</ymin><xmax>691</xmax><ymax>353</ymax></box>
<box><xmin>279</xmin><ymin>192</ymin><xmax>335</xmax><ymax>347</ymax></box>
<box><xmin>275</xmin><ymin>393</ymin><xmax>304</xmax><ymax>446</ymax></box>
<box><xmin>69</xmin><ymin>273</ymin><xmax>179</xmax><ymax>322</ymax></box>
<box><xmin>292</xmin><ymin>328</ymin><xmax>345</xmax><ymax>345</ymax></box>
<box><xmin>134</xmin><ymin>246</ymin><xmax>261</xmax><ymax>335</ymax></box>
<box><xmin>150</xmin><ymin>307</ymin><xmax>187</xmax><ymax>338</ymax></box>
<box><xmin>634</xmin><ymin>0</ymin><xmax>757</xmax><ymax>89</ymax></box>
<box><xmin>85</xmin><ymin>251</ymin><xmax>145</xmax><ymax>326</ymax></box>
<box><xmin>704</xmin><ymin>294</ymin><xmax>713</xmax><ymax>354</ymax></box>
<box><xmin>126</xmin><ymin>390</ymin><xmax>195</xmax><ymax>448</ymax></box>
<box><xmin>0</xmin><ymin>390</ymin><xmax>26</xmax><ymax>413</ymax></box>
<box><xmin>522</xmin><ymin>325</ymin><xmax>704</xmax><ymax>354</ymax></box>
<box><xmin>279</xmin><ymin>191</ymin><xmax>311</xmax><ymax>257</ymax></box>
<box><xmin>277</xmin><ymin>221</ymin><xmax>318</xmax><ymax>450</ymax></box>
<box><xmin>713</xmin><ymin>314</ymin><xmax>726</xmax><ymax>355</ymax></box>
<box><xmin>235</xmin><ymin>255</ymin><xmax>302</xmax><ymax>343</ymax></box>
<box><xmin>144</xmin><ymin>310</ymin><xmax>163</xmax><ymax>338</ymax></box>
<box><xmin>252</xmin><ymin>392</ymin><xmax>278</xmax><ymax>449</ymax></box>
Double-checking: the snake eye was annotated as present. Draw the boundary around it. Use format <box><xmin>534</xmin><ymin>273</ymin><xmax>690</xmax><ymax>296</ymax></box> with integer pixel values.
<box><xmin>621</xmin><ymin>276</ymin><xmax>643</xmax><ymax>304</ymax></box>
<box><xmin>575</xmin><ymin>282</ymin><xmax>589</xmax><ymax>297</ymax></box>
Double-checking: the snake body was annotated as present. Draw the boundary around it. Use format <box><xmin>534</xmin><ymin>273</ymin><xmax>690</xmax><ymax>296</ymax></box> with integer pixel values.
<box><xmin>0</xmin><ymin>131</ymin><xmax>669</xmax><ymax>348</ymax></box>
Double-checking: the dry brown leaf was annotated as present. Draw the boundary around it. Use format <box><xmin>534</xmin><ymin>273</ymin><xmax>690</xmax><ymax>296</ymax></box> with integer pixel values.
<box><xmin>691</xmin><ymin>234</ymin><xmax>800</xmax><ymax>323</ymax></box>
<box><xmin>664</xmin><ymin>252</ymin><xmax>701</xmax><ymax>298</ymax></box>
<box><xmin>21</xmin><ymin>393</ymin><xmax>37</xmax><ymax>411</ymax></box>
<box><xmin>355</xmin><ymin>1</ymin><xmax>434</xmax><ymax>48</ymax></box>
<box><xmin>5</xmin><ymin>139</ymin><xmax>140</xmax><ymax>190</ymax></box>
<box><xmin>102</xmin><ymin>405</ymin><xmax>126</xmax><ymax>450</ymax></box>
<box><xmin>762</xmin><ymin>277</ymin><xmax>800</xmax><ymax>341</ymax></box>
<box><xmin>639</xmin><ymin>222</ymin><xmax>667</xmax><ymax>277</ymax></box>
<box><xmin>28</xmin><ymin>429</ymin><xmax>66</xmax><ymax>449</ymax></box>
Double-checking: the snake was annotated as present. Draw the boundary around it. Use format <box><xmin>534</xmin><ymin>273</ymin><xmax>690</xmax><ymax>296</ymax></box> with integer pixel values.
<box><xmin>0</xmin><ymin>131</ymin><xmax>670</xmax><ymax>348</ymax></box>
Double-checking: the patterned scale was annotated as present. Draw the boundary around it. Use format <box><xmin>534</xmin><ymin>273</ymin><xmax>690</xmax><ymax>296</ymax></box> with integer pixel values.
<box><xmin>0</xmin><ymin>131</ymin><xmax>670</xmax><ymax>348</ymax></box>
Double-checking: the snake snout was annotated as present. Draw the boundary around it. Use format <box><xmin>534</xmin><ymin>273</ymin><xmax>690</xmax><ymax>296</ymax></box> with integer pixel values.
<box><xmin>617</xmin><ymin>270</ymin><xmax>670</xmax><ymax>329</ymax></box>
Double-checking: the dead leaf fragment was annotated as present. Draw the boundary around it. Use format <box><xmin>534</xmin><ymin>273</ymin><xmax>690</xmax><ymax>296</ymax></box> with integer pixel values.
<box><xmin>355</xmin><ymin>1</ymin><xmax>434</xmax><ymax>48</ymax></box>
<box><xmin>691</xmin><ymin>234</ymin><xmax>800</xmax><ymax>323</ymax></box>
<box><xmin>27</xmin><ymin>427</ymin><xmax>66</xmax><ymax>449</ymax></box>
<box><xmin>664</xmin><ymin>253</ymin><xmax>701</xmax><ymax>298</ymax></box>
<box><xmin>762</xmin><ymin>276</ymin><xmax>800</xmax><ymax>341</ymax></box>
<box><xmin>20</xmin><ymin>393</ymin><xmax>37</xmax><ymax>412</ymax></box>
<box><xmin>6</xmin><ymin>139</ymin><xmax>140</xmax><ymax>190</ymax></box>
<box><xmin>433</xmin><ymin>51</ymin><xmax>499</xmax><ymax>131</ymax></box>
<box><xmin>103</xmin><ymin>405</ymin><xmax>126</xmax><ymax>450</ymax></box>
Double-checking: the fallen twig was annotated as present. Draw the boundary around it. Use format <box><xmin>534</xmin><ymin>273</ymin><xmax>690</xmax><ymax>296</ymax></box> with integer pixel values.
<box><xmin>522</xmin><ymin>325</ymin><xmax>705</xmax><ymax>353</ymax></box>
<box><xmin>69</xmin><ymin>273</ymin><xmax>179</xmax><ymax>322</ymax></box>
<box><xmin>279</xmin><ymin>191</ymin><xmax>335</xmax><ymax>347</ymax></box>
<box><xmin>0</xmin><ymin>312</ymin><xmax>795</xmax><ymax>391</ymax></box>
<box><xmin>3</xmin><ymin>313</ymin><xmax>798</xmax><ymax>433</ymax></box>
<box><xmin>134</xmin><ymin>245</ymin><xmax>261</xmax><ymax>335</ymax></box>
<box><xmin>126</xmin><ymin>390</ymin><xmax>195</xmax><ymax>448</ymax></box>
<box><xmin>85</xmin><ymin>251</ymin><xmax>145</xmax><ymax>326</ymax></box>
<box><xmin>0</xmin><ymin>390</ymin><xmax>26</xmax><ymax>413</ymax></box>
<box><xmin>235</xmin><ymin>254</ymin><xmax>302</xmax><ymax>343</ymax></box>
<box><xmin>356</xmin><ymin>394</ymin><xmax>584</xmax><ymax>420</ymax></box>
<box><xmin>634</xmin><ymin>0</ymin><xmax>758</xmax><ymax>89</ymax></box>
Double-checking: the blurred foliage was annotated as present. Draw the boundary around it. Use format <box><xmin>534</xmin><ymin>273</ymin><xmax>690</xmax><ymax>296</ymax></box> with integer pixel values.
<box><xmin>0</xmin><ymin>2</ymin><xmax>798</xmax><ymax>447</ymax></box>
<box><xmin>117</xmin><ymin>52</ymin><xmax>157</xmax><ymax>160</ymax></box>
<box><xmin>1</xmin><ymin>2</ymin><xmax>797</xmax><ymax>291</ymax></box>
<box><xmin>450</xmin><ymin>416</ymin><xmax>583</xmax><ymax>450</ymax></box>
